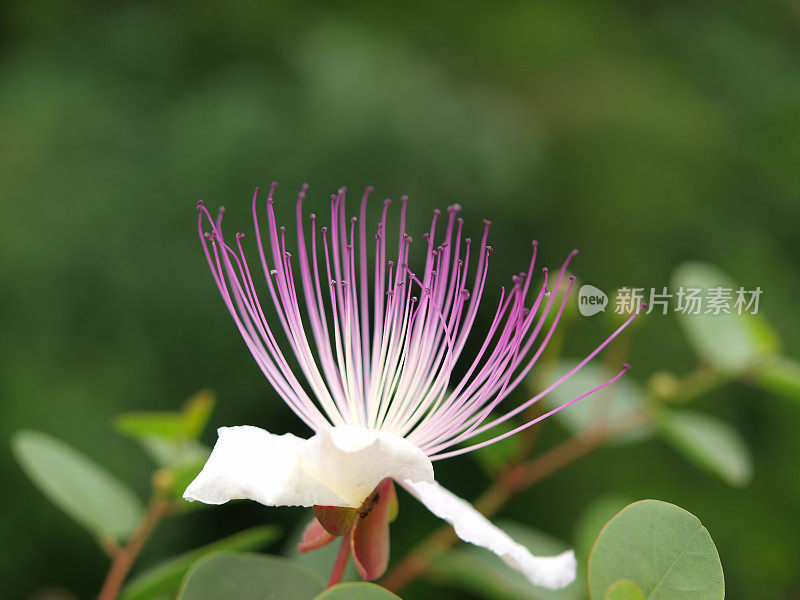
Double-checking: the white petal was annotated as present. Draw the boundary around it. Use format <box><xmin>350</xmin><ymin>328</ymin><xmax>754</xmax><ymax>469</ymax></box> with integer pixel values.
<box><xmin>401</xmin><ymin>479</ymin><xmax>577</xmax><ymax>590</ymax></box>
<box><xmin>184</xmin><ymin>426</ymin><xmax>346</xmax><ymax>507</ymax></box>
<box><xmin>300</xmin><ymin>425</ymin><xmax>434</xmax><ymax>507</ymax></box>
<box><xmin>185</xmin><ymin>425</ymin><xmax>434</xmax><ymax>509</ymax></box>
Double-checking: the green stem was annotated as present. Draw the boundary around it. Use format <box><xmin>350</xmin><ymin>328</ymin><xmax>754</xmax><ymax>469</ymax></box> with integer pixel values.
<box><xmin>669</xmin><ymin>366</ymin><xmax>728</xmax><ymax>404</ymax></box>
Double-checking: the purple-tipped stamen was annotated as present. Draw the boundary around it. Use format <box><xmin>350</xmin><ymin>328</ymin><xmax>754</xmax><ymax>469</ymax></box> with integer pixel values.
<box><xmin>197</xmin><ymin>186</ymin><xmax>641</xmax><ymax>460</ymax></box>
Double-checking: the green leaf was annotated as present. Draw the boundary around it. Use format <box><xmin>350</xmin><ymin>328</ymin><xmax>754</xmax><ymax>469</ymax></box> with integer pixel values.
<box><xmin>114</xmin><ymin>389</ymin><xmax>216</xmax><ymax>445</ymax></box>
<box><xmin>432</xmin><ymin>521</ymin><xmax>584</xmax><ymax>600</ymax></box>
<box><xmin>11</xmin><ymin>430</ymin><xmax>144</xmax><ymax>540</ymax></box>
<box><xmin>313</xmin><ymin>583</ymin><xmax>401</xmax><ymax>599</ymax></box>
<box><xmin>138</xmin><ymin>437</ymin><xmax>210</xmax><ymax>469</ymax></box>
<box><xmin>657</xmin><ymin>409</ymin><xmax>752</xmax><ymax>487</ymax></box>
<box><xmin>115</xmin><ymin>391</ymin><xmax>214</xmax><ymax>470</ymax></box>
<box><xmin>756</xmin><ymin>357</ymin><xmax>800</xmax><ymax>400</ymax></box>
<box><xmin>182</xmin><ymin>390</ymin><xmax>216</xmax><ymax>439</ymax></box>
<box><xmin>167</xmin><ymin>459</ymin><xmax>209</xmax><ymax>503</ymax></box>
<box><xmin>534</xmin><ymin>361</ymin><xmax>651</xmax><ymax>445</ymax></box>
<box><xmin>671</xmin><ymin>262</ymin><xmax>774</xmax><ymax>375</ymax></box>
<box><xmin>603</xmin><ymin>579</ymin><xmax>645</xmax><ymax>600</ymax></box>
<box><xmin>114</xmin><ymin>412</ymin><xmax>187</xmax><ymax>441</ymax></box>
<box><xmin>177</xmin><ymin>553</ymin><xmax>324</xmax><ymax>600</ymax></box>
<box><xmin>588</xmin><ymin>500</ymin><xmax>724</xmax><ymax>600</ymax></box>
<box><xmin>574</xmin><ymin>495</ymin><xmax>631</xmax><ymax>562</ymax></box>
<box><xmin>121</xmin><ymin>526</ymin><xmax>280</xmax><ymax>600</ymax></box>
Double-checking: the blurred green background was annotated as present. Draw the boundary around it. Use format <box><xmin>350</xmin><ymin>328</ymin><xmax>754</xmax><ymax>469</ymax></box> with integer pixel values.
<box><xmin>2</xmin><ymin>1</ymin><xmax>799</xmax><ymax>599</ymax></box>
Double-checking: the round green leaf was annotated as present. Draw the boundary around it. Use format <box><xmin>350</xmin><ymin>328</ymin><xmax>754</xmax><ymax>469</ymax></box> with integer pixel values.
<box><xmin>574</xmin><ymin>495</ymin><xmax>631</xmax><ymax>562</ymax></box>
<box><xmin>671</xmin><ymin>262</ymin><xmax>772</xmax><ymax>375</ymax></box>
<box><xmin>121</xmin><ymin>526</ymin><xmax>280</xmax><ymax>600</ymax></box>
<box><xmin>589</xmin><ymin>500</ymin><xmax>724</xmax><ymax>599</ymax></box>
<box><xmin>178</xmin><ymin>553</ymin><xmax>324</xmax><ymax>600</ymax></box>
<box><xmin>657</xmin><ymin>409</ymin><xmax>752</xmax><ymax>487</ymax></box>
<box><xmin>603</xmin><ymin>579</ymin><xmax>645</xmax><ymax>600</ymax></box>
<box><xmin>11</xmin><ymin>429</ymin><xmax>144</xmax><ymax>540</ymax></box>
<box><xmin>314</xmin><ymin>583</ymin><xmax>401</xmax><ymax>599</ymax></box>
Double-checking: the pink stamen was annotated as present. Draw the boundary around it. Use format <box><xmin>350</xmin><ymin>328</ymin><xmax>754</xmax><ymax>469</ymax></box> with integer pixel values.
<box><xmin>197</xmin><ymin>186</ymin><xmax>639</xmax><ymax>459</ymax></box>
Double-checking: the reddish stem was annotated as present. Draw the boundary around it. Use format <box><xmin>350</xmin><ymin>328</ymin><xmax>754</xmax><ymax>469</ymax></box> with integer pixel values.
<box><xmin>328</xmin><ymin>534</ymin><xmax>351</xmax><ymax>588</ymax></box>
<box><xmin>96</xmin><ymin>498</ymin><xmax>169</xmax><ymax>600</ymax></box>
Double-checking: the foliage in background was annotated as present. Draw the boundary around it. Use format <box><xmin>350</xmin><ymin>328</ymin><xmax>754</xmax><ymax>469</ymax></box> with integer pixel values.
<box><xmin>10</xmin><ymin>258</ymin><xmax>799</xmax><ymax>599</ymax></box>
<box><xmin>2</xmin><ymin>1</ymin><xmax>799</xmax><ymax>599</ymax></box>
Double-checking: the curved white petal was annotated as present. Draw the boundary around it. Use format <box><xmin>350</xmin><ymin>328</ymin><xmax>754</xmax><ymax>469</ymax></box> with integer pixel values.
<box><xmin>401</xmin><ymin>479</ymin><xmax>577</xmax><ymax>590</ymax></box>
<box><xmin>300</xmin><ymin>425</ymin><xmax>434</xmax><ymax>507</ymax></box>
<box><xmin>184</xmin><ymin>426</ymin><xmax>346</xmax><ymax>507</ymax></box>
<box><xmin>185</xmin><ymin>425</ymin><xmax>434</xmax><ymax>509</ymax></box>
